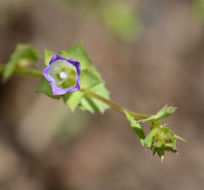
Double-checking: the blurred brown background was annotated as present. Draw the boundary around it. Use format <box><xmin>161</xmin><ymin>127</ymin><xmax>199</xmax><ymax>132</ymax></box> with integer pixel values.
<box><xmin>0</xmin><ymin>0</ymin><xmax>204</xmax><ymax>189</ymax></box>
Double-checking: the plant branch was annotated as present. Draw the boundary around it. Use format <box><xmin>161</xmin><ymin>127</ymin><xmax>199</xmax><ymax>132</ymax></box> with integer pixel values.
<box><xmin>83</xmin><ymin>89</ymin><xmax>149</xmax><ymax>119</ymax></box>
<box><xmin>0</xmin><ymin>64</ymin><xmax>149</xmax><ymax>120</ymax></box>
<box><xmin>0</xmin><ymin>65</ymin><xmax>43</xmax><ymax>78</ymax></box>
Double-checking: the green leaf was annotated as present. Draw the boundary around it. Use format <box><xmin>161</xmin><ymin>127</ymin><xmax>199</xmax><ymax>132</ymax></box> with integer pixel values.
<box><xmin>79</xmin><ymin>83</ymin><xmax>110</xmax><ymax>113</ymax></box>
<box><xmin>124</xmin><ymin>110</ymin><xmax>145</xmax><ymax>140</ymax></box>
<box><xmin>62</xmin><ymin>68</ymin><xmax>108</xmax><ymax>113</ymax></box>
<box><xmin>60</xmin><ymin>42</ymin><xmax>91</xmax><ymax>70</ymax></box>
<box><xmin>144</xmin><ymin>128</ymin><xmax>158</xmax><ymax>148</ymax></box>
<box><xmin>3</xmin><ymin>44</ymin><xmax>40</xmax><ymax>82</ymax></box>
<box><xmin>64</xmin><ymin>91</ymin><xmax>84</xmax><ymax>112</ymax></box>
<box><xmin>44</xmin><ymin>49</ymin><xmax>55</xmax><ymax>66</ymax></box>
<box><xmin>78</xmin><ymin>96</ymin><xmax>97</xmax><ymax>113</ymax></box>
<box><xmin>161</xmin><ymin>127</ymin><xmax>173</xmax><ymax>135</ymax></box>
<box><xmin>156</xmin><ymin>146</ymin><xmax>165</xmax><ymax>157</ymax></box>
<box><xmin>37</xmin><ymin>77</ymin><xmax>62</xmax><ymax>99</ymax></box>
<box><xmin>81</xmin><ymin>69</ymin><xmax>101</xmax><ymax>89</ymax></box>
<box><xmin>139</xmin><ymin>105</ymin><xmax>176</xmax><ymax>123</ymax></box>
<box><xmin>174</xmin><ymin>134</ymin><xmax>186</xmax><ymax>142</ymax></box>
<box><xmin>88</xmin><ymin>65</ymin><xmax>103</xmax><ymax>80</ymax></box>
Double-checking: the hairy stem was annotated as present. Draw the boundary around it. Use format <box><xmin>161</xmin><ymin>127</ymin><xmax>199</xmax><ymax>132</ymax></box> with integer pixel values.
<box><xmin>0</xmin><ymin>64</ymin><xmax>149</xmax><ymax>120</ymax></box>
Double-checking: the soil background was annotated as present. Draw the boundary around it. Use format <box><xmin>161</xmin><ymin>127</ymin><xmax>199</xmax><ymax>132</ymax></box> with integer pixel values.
<box><xmin>0</xmin><ymin>0</ymin><xmax>203</xmax><ymax>190</ymax></box>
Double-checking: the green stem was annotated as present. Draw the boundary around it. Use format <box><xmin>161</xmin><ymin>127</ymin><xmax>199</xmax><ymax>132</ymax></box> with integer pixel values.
<box><xmin>0</xmin><ymin>64</ymin><xmax>149</xmax><ymax>120</ymax></box>
<box><xmin>83</xmin><ymin>89</ymin><xmax>149</xmax><ymax>119</ymax></box>
<box><xmin>0</xmin><ymin>65</ymin><xmax>43</xmax><ymax>78</ymax></box>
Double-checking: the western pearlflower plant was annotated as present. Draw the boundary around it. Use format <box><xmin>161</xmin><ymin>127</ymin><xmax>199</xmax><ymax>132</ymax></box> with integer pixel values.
<box><xmin>43</xmin><ymin>54</ymin><xmax>81</xmax><ymax>95</ymax></box>
<box><xmin>0</xmin><ymin>42</ymin><xmax>185</xmax><ymax>161</ymax></box>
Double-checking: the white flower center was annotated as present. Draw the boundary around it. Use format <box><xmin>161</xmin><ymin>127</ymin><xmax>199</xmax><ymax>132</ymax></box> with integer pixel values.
<box><xmin>59</xmin><ymin>71</ymin><xmax>68</xmax><ymax>79</ymax></box>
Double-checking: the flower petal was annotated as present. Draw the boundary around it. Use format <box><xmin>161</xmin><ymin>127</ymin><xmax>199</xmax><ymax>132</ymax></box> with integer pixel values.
<box><xmin>43</xmin><ymin>54</ymin><xmax>81</xmax><ymax>95</ymax></box>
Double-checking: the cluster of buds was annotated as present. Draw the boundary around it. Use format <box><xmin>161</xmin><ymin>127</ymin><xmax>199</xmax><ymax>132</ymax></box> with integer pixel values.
<box><xmin>143</xmin><ymin>122</ymin><xmax>178</xmax><ymax>159</ymax></box>
<box><xmin>139</xmin><ymin>106</ymin><xmax>185</xmax><ymax>159</ymax></box>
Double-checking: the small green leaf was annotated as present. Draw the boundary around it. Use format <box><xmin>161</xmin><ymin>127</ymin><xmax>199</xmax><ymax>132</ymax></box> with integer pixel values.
<box><xmin>64</xmin><ymin>91</ymin><xmax>84</xmax><ymax>112</ymax></box>
<box><xmin>79</xmin><ymin>83</ymin><xmax>110</xmax><ymax>113</ymax></box>
<box><xmin>139</xmin><ymin>105</ymin><xmax>176</xmax><ymax>123</ymax></box>
<box><xmin>88</xmin><ymin>65</ymin><xmax>102</xmax><ymax>80</ymax></box>
<box><xmin>78</xmin><ymin>97</ymin><xmax>93</xmax><ymax>113</ymax></box>
<box><xmin>3</xmin><ymin>44</ymin><xmax>40</xmax><ymax>82</ymax></box>
<box><xmin>44</xmin><ymin>49</ymin><xmax>55</xmax><ymax>66</ymax></box>
<box><xmin>144</xmin><ymin>128</ymin><xmax>158</xmax><ymax>148</ymax></box>
<box><xmin>174</xmin><ymin>134</ymin><xmax>186</xmax><ymax>142</ymax></box>
<box><xmin>37</xmin><ymin>77</ymin><xmax>61</xmax><ymax>99</ymax></box>
<box><xmin>78</xmin><ymin>96</ymin><xmax>98</xmax><ymax>113</ymax></box>
<box><xmin>124</xmin><ymin>110</ymin><xmax>145</xmax><ymax>140</ymax></box>
<box><xmin>60</xmin><ymin>42</ymin><xmax>91</xmax><ymax>70</ymax></box>
<box><xmin>81</xmin><ymin>69</ymin><xmax>101</xmax><ymax>89</ymax></box>
<box><xmin>156</xmin><ymin>146</ymin><xmax>165</xmax><ymax>157</ymax></box>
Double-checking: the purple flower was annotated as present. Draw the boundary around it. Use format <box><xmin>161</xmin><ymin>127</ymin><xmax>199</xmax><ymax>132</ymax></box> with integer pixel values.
<box><xmin>43</xmin><ymin>54</ymin><xmax>81</xmax><ymax>95</ymax></box>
